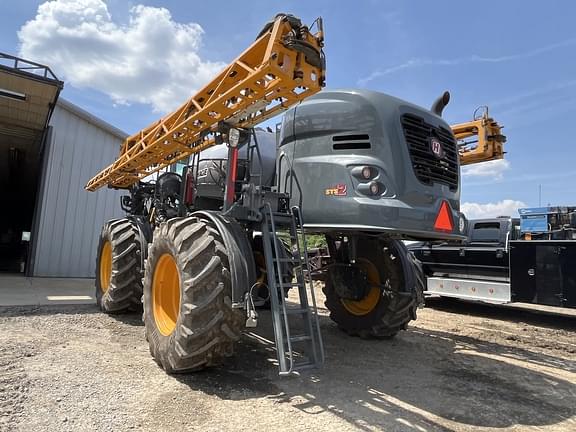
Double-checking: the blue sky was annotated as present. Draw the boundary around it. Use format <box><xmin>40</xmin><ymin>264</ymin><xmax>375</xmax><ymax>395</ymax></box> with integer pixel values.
<box><xmin>2</xmin><ymin>0</ymin><xmax>576</xmax><ymax>217</ymax></box>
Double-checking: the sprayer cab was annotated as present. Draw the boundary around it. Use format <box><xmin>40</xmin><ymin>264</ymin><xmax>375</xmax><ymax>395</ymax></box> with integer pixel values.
<box><xmin>277</xmin><ymin>89</ymin><xmax>467</xmax><ymax>241</ymax></box>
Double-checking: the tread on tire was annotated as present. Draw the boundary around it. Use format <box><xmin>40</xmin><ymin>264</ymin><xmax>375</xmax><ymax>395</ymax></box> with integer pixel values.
<box><xmin>143</xmin><ymin>216</ymin><xmax>245</xmax><ymax>373</ymax></box>
<box><xmin>95</xmin><ymin>218</ymin><xmax>143</xmax><ymax>313</ymax></box>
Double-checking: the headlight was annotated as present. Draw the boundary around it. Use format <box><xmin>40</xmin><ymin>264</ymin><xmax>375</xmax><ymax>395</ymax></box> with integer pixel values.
<box><xmin>351</xmin><ymin>165</ymin><xmax>377</xmax><ymax>180</ymax></box>
<box><xmin>362</xmin><ymin>166</ymin><xmax>372</xmax><ymax>179</ymax></box>
<box><xmin>357</xmin><ymin>181</ymin><xmax>384</xmax><ymax>196</ymax></box>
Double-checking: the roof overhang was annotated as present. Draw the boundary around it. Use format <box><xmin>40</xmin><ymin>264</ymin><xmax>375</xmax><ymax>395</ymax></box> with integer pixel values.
<box><xmin>0</xmin><ymin>52</ymin><xmax>64</xmax><ymax>155</ymax></box>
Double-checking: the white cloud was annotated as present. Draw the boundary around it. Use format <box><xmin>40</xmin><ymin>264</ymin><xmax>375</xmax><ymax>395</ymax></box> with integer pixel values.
<box><xmin>461</xmin><ymin>159</ymin><xmax>510</xmax><ymax>180</ymax></box>
<box><xmin>18</xmin><ymin>0</ymin><xmax>226</xmax><ymax>113</ymax></box>
<box><xmin>358</xmin><ymin>38</ymin><xmax>576</xmax><ymax>86</ymax></box>
<box><xmin>461</xmin><ymin>199</ymin><xmax>526</xmax><ymax>219</ymax></box>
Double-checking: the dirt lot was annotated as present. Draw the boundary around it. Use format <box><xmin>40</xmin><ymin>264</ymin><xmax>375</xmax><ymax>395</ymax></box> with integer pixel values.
<box><xmin>1</xmin><ymin>288</ymin><xmax>575</xmax><ymax>432</ymax></box>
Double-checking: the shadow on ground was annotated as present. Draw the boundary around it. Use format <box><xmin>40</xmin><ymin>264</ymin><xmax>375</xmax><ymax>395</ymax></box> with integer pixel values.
<box><xmin>0</xmin><ymin>304</ymin><xmax>100</xmax><ymax>317</ymax></box>
<box><xmin>425</xmin><ymin>297</ymin><xmax>576</xmax><ymax>331</ymax></box>
<box><xmin>174</xmin><ymin>312</ymin><xmax>576</xmax><ymax>431</ymax></box>
<box><xmin>0</xmin><ymin>303</ymin><xmax>146</xmax><ymax>326</ymax></box>
<box><xmin>3</xmin><ymin>302</ymin><xmax>574</xmax><ymax>430</ymax></box>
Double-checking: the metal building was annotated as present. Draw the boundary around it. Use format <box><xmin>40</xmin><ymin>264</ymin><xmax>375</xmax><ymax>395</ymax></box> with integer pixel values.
<box><xmin>31</xmin><ymin>99</ymin><xmax>125</xmax><ymax>277</ymax></box>
<box><xmin>0</xmin><ymin>52</ymin><xmax>124</xmax><ymax>278</ymax></box>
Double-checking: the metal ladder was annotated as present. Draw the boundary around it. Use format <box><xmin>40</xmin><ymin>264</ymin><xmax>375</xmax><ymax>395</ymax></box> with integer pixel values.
<box><xmin>261</xmin><ymin>204</ymin><xmax>324</xmax><ymax>375</ymax></box>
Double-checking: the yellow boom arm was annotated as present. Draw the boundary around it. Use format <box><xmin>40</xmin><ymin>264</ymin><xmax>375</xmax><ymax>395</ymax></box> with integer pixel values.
<box><xmin>451</xmin><ymin>107</ymin><xmax>506</xmax><ymax>166</ymax></box>
<box><xmin>86</xmin><ymin>14</ymin><xmax>325</xmax><ymax>191</ymax></box>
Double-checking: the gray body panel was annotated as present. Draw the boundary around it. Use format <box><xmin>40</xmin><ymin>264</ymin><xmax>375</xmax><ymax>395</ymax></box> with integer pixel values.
<box><xmin>278</xmin><ymin>89</ymin><xmax>464</xmax><ymax>240</ymax></box>
<box><xmin>195</xmin><ymin>89</ymin><xmax>465</xmax><ymax>241</ymax></box>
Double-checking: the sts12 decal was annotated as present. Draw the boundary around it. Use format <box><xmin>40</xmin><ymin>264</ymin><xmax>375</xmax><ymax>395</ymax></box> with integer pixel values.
<box><xmin>325</xmin><ymin>183</ymin><xmax>347</xmax><ymax>196</ymax></box>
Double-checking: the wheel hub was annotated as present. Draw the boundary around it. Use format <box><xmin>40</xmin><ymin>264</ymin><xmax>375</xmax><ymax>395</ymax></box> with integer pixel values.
<box><xmin>340</xmin><ymin>259</ymin><xmax>381</xmax><ymax>316</ymax></box>
<box><xmin>331</xmin><ymin>265</ymin><xmax>370</xmax><ymax>301</ymax></box>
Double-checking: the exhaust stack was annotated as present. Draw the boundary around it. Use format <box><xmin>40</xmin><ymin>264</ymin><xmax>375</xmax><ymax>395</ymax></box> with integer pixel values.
<box><xmin>431</xmin><ymin>91</ymin><xmax>450</xmax><ymax>116</ymax></box>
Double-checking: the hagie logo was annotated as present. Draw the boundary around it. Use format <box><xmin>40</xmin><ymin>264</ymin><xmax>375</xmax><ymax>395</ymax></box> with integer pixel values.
<box><xmin>430</xmin><ymin>138</ymin><xmax>444</xmax><ymax>158</ymax></box>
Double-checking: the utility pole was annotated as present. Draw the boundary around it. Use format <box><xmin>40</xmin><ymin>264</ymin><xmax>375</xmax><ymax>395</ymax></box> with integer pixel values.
<box><xmin>538</xmin><ymin>184</ymin><xmax>542</xmax><ymax>207</ymax></box>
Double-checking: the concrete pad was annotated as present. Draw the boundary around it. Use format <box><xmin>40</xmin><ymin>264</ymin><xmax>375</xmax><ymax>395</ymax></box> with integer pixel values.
<box><xmin>0</xmin><ymin>274</ymin><xmax>95</xmax><ymax>306</ymax></box>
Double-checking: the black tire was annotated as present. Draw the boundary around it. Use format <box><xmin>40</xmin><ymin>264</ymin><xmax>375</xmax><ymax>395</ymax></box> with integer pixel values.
<box><xmin>95</xmin><ymin>218</ymin><xmax>143</xmax><ymax>313</ymax></box>
<box><xmin>323</xmin><ymin>238</ymin><xmax>424</xmax><ymax>338</ymax></box>
<box><xmin>143</xmin><ymin>216</ymin><xmax>245</xmax><ymax>373</ymax></box>
<box><xmin>407</xmin><ymin>247</ymin><xmax>426</xmax><ymax>307</ymax></box>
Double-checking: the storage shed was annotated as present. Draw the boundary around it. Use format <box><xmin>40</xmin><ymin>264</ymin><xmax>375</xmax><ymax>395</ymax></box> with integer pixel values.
<box><xmin>0</xmin><ymin>52</ymin><xmax>125</xmax><ymax>277</ymax></box>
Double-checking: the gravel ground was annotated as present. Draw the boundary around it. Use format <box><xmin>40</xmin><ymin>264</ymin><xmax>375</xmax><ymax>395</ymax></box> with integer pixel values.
<box><xmin>1</xmin><ymin>287</ymin><xmax>575</xmax><ymax>432</ymax></box>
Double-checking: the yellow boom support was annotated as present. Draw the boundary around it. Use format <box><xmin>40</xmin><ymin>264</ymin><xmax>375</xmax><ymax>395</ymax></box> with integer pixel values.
<box><xmin>86</xmin><ymin>14</ymin><xmax>325</xmax><ymax>191</ymax></box>
<box><xmin>451</xmin><ymin>107</ymin><xmax>506</xmax><ymax>166</ymax></box>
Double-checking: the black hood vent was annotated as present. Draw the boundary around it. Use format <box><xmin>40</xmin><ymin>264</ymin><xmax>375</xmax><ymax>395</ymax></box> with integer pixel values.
<box><xmin>332</xmin><ymin>134</ymin><xmax>371</xmax><ymax>150</ymax></box>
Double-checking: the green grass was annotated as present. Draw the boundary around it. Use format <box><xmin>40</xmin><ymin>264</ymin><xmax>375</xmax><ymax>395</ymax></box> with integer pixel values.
<box><xmin>276</xmin><ymin>232</ymin><xmax>327</xmax><ymax>249</ymax></box>
<box><xmin>305</xmin><ymin>234</ymin><xmax>327</xmax><ymax>249</ymax></box>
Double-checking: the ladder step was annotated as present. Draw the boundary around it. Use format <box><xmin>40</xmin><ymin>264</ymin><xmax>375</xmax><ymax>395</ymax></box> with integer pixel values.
<box><xmin>278</xmin><ymin>361</ymin><xmax>316</xmax><ymax>376</ymax></box>
<box><xmin>277</xmin><ymin>282</ymin><xmax>304</xmax><ymax>288</ymax></box>
<box><xmin>282</xmin><ymin>307</ymin><xmax>309</xmax><ymax>315</ymax></box>
<box><xmin>273</xmin><ymin>258</ymin><xmax>295</xmax><ymax>263</ymax></box>
<box><xmin>290</xmin><ymin>335</ymin><xmax>312</xmax><ymax>343</ymax></box>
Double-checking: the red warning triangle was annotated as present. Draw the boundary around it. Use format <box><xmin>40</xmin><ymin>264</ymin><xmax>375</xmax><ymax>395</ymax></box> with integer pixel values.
<box><xmin>434</xmin><ymin>201</ymin><xmax>454</xmax><ymax>232</ymax></box>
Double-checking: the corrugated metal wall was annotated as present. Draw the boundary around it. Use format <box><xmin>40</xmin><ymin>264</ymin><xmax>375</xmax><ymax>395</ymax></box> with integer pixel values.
<box><xmin>32</xmin><ymin>102</ymin><xmax>125</xmax><ymax>277</ymax></box>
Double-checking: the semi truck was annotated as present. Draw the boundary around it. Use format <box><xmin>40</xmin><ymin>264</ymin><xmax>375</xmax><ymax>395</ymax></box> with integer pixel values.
<box><xmin>410</xmin><ymin>207</ymin><xmax>576</xmax><ymax>309</ymax></box>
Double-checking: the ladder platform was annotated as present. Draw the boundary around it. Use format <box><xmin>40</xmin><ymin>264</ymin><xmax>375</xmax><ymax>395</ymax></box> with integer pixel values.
<box><xmin>279</xmin><ymin>362</ymin><xmax>316</xmax><ymax>376</ymax></box>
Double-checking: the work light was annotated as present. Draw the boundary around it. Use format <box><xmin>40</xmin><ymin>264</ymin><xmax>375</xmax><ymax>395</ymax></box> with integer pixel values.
<box><xmin>228</xmin><ymin>128</ymin><xmax>241</xmax><ymax>147</ymax></box>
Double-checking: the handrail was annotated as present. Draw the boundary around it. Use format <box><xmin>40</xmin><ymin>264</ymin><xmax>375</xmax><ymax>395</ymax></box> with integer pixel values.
<box><xmin>0</xmin><ymin>52</ymin><xmax>62</xmax><ymax>84</ymax></box>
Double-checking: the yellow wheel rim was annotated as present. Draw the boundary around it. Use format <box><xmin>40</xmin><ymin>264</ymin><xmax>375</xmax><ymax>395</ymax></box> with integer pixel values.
<box><xmin>99</xmin><ymin>241</ymin><xmax>112</xmax><ymax>293</ymax></box>
<box><xmin>341</xmin><ymin>258</ymin><xmax>381</xmax><ymax>316</ymax></box>
<box><xmin>152</xmin><ymin>254</ymin><xmax>181</xmax><ymax>336</ymax></box>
